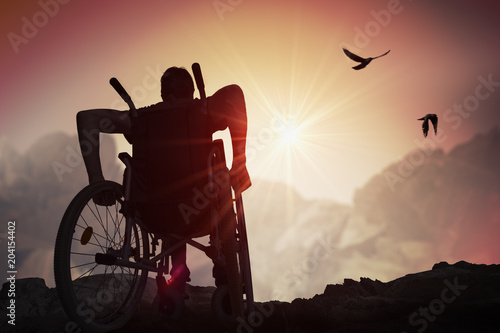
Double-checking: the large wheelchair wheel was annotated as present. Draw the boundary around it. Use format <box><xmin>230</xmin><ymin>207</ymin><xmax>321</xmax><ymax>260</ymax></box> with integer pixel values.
<box><xmin>54</xmin><ymin>181</ymin><xmax>149</xmax><ymax>333</ymax></box>
<box><xmin>212</xmin><ymin>190</ymin><xmax>255</xmax><ymax>324</ymax></box>
<box><xmin>218</xmin><ymin>179</ymin><xmax>244</xmax><ymax>320</ymax></box>
<box><xmin>210</xmin><ymin>140</ymin><xmax>245</xmax><ymax>322</ymax></box>
<box><xmin>235</xmin><ymin>193</ymin><xmax>255</xmax><ymax>316</ymax></box>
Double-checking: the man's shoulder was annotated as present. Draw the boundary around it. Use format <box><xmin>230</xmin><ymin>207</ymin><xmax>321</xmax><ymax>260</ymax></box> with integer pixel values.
<box><xmin>211</xmin><ymin>84</ymin><xmax>242</xmax><ymax>95</ymax></box>
<box><xmin>137</xmin><ymin>101</ymin><xmax>163</xmax><ymax>113</ymax></box>
<box><xmin>208</xmin><ymin>84</ymin><xmax>243</xmax><ymax>104</ymax></box>
<box><xmin>138</xmin><ymin>99</ymin><xmax>202</xmax><ymax>113</ymax></box>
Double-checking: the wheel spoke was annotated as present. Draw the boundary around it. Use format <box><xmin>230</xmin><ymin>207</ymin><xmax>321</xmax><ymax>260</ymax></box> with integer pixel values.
<box><xmin>55</xmin><ymin>181</ymin><xmax>149</xmax><ymax>332</ymax></box>
<box><xmin>70</xmin><ymin>251</ymin><xmax>97</xmax><ymax>257</ymax></box>
<box><xmin>70</xmin><ymin>261</ymin><xmax>96</xmax><ymax>270</ymax></box>
<box><xmin>92</xmin><ymin>202</ymin><xmax>115</xmax><ymax>246</ymax></box>
<box><xmin>71</xmin><ymin>237</ymin><xmax>105</xmax><ymax>249</ymax></box>
<box><xmin>109</xmin><ymin>207</ymin><xmax>126</xmax><ymax>248</ymax></box>
<box><xmin>78</xmin><ymin>212</ymin><xmax>106</xmax><ymax>251</ymax></box>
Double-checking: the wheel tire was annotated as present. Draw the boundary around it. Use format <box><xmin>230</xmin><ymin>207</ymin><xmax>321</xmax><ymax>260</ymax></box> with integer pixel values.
<box><xmin>218</xmin><ymin>173</ymin><xmax>244</xmax><ymax>321</ymax></box>
<box><xmin>211</xmin><ymin>284</ymin><xmax>235</xmax><ymax>324</ymax></box>
<box><xmin>158</xmin><ymin>288</ymin><xmax>185</xmax><ymax>320</ymax></box>
<box><xmin>54</xmin><ymin>181</ymin><xmax>149</xmax><ymax>332</ymax></box>
<box><xmin>235</xmin><ymin>196</ymin><xmax>255</xmax><ymax>314</ymax></box>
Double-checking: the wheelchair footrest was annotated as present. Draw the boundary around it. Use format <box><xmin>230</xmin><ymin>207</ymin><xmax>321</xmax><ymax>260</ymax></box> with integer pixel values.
<box><xmin>95</xmin><ymin>253</ymin><xmax>117</xmax><ymax>265</ymax></box>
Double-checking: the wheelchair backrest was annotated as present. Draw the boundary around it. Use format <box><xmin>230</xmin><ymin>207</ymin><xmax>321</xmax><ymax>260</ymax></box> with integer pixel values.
<box><xmin>130</xmin><ymin>100</ymin><xmax>219</xmax><ymax>231</ymax></box>
<box><xmin>129</xmin><ymin>99</ymin><xmax>213</xmax><ymax>205</ymax></box>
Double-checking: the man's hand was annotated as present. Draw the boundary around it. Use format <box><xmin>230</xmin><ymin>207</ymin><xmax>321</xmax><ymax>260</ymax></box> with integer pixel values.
<box><xmin>92</xmin><ymin>190</ymin><xmax>116</xmax><ymax>207</ymax></box>
<box><xmin>230</xmin><ymin>161</ymin><xmax>251</xmax><ymax>195</ymax></box>
<box><xmin>90</xmin><ymin>179</ymin><xmax>116</xmax><ymax>206</ymax></box>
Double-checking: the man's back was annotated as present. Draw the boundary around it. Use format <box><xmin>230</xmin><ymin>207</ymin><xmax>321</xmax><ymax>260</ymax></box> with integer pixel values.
<box><xmin>130</xmin><ymin>100</ymin><xmax>215</xmax><ymax>235</ymax></box>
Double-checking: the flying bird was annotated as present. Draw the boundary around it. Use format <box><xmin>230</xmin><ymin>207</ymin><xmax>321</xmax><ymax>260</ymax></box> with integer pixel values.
<box><xmin>342</xmin><ymin>48</ymin><xmax>390</xmax><ymax>70</ymax></box>
<box><xmin>418</xmin><ymin>114</ymin><xmax>438</xmax><ymax>137</ymax></box>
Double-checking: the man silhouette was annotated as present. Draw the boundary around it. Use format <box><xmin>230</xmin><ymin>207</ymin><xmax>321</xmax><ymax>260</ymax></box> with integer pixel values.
<box><xmin>76</xmin><ymin>66</ymin><xmax>251</xmax><ymax>294</ymax></box>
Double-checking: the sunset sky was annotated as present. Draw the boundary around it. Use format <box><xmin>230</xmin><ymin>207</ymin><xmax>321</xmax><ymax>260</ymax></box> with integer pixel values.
<box><xmin>2</xmin><ymin>0</ymin><xmax>500</xmax><ymax>203</ymax></box>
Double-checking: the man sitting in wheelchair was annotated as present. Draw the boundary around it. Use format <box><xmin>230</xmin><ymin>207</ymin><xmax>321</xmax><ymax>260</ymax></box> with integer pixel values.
<box><xmin>76</xmin><ymin>66</ymin><xmax>251</xmax><ymax>294</ymax></box>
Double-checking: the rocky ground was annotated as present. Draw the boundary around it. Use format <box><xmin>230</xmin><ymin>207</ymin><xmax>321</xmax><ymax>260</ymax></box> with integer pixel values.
<box><xmin>2</xmin><ymin>261</ymin><xmax>500</xmax><ymax>332</ymax></box>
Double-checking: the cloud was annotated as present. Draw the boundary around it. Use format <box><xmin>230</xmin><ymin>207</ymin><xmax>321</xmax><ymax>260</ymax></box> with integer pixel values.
<box><xmin>2</xmin><ymin>128</ymin><xmax>499</xmax><ymax>302</ymax></box>
<box><xmin>0</xmin><ymin>132</ymin><xmax>122</xmax><ymax>285</ymax></box>
<box><xmin>244</xmin><ymin>128</ymin><xmax>500</xmax><ymax>301</ymax></box>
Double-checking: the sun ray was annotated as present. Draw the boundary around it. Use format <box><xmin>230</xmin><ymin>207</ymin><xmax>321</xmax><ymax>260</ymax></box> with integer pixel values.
<box><xmin>191</xmin><ymin>10</ymin><xmax>395</xmax><ymax>205</ymax></box>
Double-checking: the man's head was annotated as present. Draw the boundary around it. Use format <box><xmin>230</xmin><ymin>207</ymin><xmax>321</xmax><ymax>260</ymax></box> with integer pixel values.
<box><xmin>161</xmin><ymin>67</ymin><xmax>195</xmax><ymax>101</ymax></box>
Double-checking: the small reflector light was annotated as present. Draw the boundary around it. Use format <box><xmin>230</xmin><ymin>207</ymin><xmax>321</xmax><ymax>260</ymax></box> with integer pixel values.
<box><xmin>81</xmin><ymin>226</ymin><xmax>93</xmax><ymax>245</ymax></box>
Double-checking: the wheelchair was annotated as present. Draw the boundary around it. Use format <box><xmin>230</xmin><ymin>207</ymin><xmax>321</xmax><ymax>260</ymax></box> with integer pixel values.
<box><xmin>53</xmin><ymin>64</ymin><xmax>254</xmax><ymax>332</ymax></box>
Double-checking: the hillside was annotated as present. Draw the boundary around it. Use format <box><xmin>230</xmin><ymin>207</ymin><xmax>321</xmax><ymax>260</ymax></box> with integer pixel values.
<box><xmin>1</xmin><ymin>128</ymin><xmax>499</xmax><ymax>301</ymax></box>
<box><xmin>1</xmin><ymin>261</ymin><xmax>499</xmax><ymax>332</ymax></box>
<box><xmin>242</xmin><ymin>127</ymin><xmax>500</xmax><ymax>300</ymax></box>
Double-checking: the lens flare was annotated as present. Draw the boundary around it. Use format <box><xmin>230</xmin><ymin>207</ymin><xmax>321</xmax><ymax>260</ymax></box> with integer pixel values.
<box><xmin>281</xmin><ymin>124</ymin><xmax>300</xmax><ymax>146</ymax></box>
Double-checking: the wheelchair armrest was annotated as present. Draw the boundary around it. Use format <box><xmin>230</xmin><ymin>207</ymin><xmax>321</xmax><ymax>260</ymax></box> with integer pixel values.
<box><xmin>118</xmin><ymin>152</ymin><xmax>133</xmax><ymax>200</ymax></box>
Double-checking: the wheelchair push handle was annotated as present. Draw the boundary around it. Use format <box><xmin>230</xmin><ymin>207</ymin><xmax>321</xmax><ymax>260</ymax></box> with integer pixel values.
<box><xmin>110</xmin><ymin>77</ymin><xmax>138</xmax><ymax>117</ymax></box>
<box><xmin>192</xmin><ymin>63</ymin><xmax>207</xmax><ymax>113</ymax></box>
<box><xmin>110</xmin><ymin>63</ymin><xmax>205</xmax><ymax>116</ymax></box>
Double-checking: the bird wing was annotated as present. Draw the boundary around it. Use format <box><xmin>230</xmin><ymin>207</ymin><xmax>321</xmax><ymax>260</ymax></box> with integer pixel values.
<box><xmin>352</xmin><ymin>62</ymin><xmax>368</xmax><ymax>70</ymax></box>
<box><xmin>373</xmin><ymin>50</ymin><xmax>390</xmax><ymax>59</ymax></box>
<box><xmin>430</xmin><ymin>115</ymin><xmax>438</xmax><ymax>134</ymax></box>
<box><xmin>421</xmin><ymin>119</ymin><xmax>429</xmax><ymax>137</ymax></box>
<box><xmin>343</xmin><ymin>48</ymin><xmax>366</xmax><ymax>63</ymax></box>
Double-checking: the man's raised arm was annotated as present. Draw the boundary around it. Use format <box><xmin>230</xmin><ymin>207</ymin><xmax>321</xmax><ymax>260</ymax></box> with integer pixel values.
<box><xmin>207</xmin><ymin>85</ymin><xmax>251</xmax><ymax>193</ymax></box>
<box><xmin>76</xmin><ymin>109</ymin><xmax>131</xmax><ymax>184</ymax></box>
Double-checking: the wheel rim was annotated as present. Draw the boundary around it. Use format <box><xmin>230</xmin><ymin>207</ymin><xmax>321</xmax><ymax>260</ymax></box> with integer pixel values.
<box><xmin>55</xmin><ymin>182</ymin><xmax>148</xmax><ymax>331</ymax></box>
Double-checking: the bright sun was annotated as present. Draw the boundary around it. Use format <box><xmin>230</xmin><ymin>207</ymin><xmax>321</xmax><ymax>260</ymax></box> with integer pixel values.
<box><xmin>282</xmin><ymin>126</ymin><xmax>299</xmax><ymax>145</ymax></box>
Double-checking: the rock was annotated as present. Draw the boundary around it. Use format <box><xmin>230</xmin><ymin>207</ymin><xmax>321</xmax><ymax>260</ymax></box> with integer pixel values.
<box><xmin>284</xmin><ymin>261</ymin><xmax>500</xmax><ymax>332</ymax></box>
<box><xmin>0</xmin><ymin>277</ymin><xmax>66</xmax><ymax>332</ymax></box>
<box><xmin>2</xmin><ymin>261</ymin><xmax>500</xmax><ymax>332</ymax></box>
<box><xmin>1</xmin><ymin>278</ymin><xmax>49</xmax><ymax>317</ymax></box>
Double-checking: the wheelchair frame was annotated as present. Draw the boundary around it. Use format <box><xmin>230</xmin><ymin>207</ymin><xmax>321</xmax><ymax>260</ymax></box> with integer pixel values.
<box><xmin>53</xmin><ymin>65</ymin><xmax>254</xmax><ymax>332</ymax></box>
<box><xmin>54</xmin><ymin>139</ymin><xmax>254</xmax><ymax>332</ymax></box>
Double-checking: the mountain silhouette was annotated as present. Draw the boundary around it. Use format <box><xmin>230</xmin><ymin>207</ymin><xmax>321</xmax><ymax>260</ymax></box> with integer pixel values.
<box><xmin>1</xmin><ymin>127</ymin><xmax>499</xmax><ymax>307</ymax></box>
<box><xmin>2</xmin><ymin>261</ymin><xmax>500</xmax><ymax>332</ymax></box>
